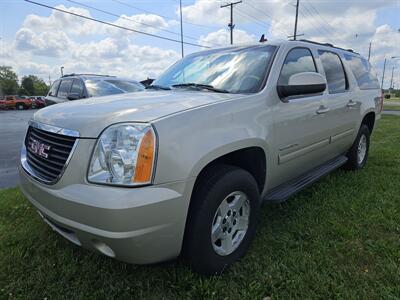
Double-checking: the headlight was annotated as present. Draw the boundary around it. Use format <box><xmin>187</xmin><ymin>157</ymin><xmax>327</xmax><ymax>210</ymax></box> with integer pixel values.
<box><xmin>88</xmin><ymin>123</ymin><xmax>156</xmax><ymax>186</ymax></box>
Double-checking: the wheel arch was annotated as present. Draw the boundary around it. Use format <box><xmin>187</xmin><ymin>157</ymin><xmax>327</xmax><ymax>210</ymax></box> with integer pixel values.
<box><xmin>189</xmin><ymin>141</ymin><xmax>268</xmax><ymax>198</ymax></box>
<box><xmin>361</xmin><ymin>111</ymin><xmax>375</xmax><ymax>134</ymax></box>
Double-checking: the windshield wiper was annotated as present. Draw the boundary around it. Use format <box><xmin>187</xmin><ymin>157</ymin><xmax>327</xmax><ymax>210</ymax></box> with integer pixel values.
<box><xmin>172</xmin><ymin>83</ymin><xmax>229</xmax><ymax>93</ymax></box>
<box><xmin>146</xmin><ymin>84</ymin><xmax>171</xmax><ymax>90</ymax></box>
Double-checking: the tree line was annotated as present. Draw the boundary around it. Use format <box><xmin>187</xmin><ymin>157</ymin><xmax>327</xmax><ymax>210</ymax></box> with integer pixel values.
<box><xmin>0</xmin><ymin>66</ymin><xmax>50</xmax><ymax>97</ymax></box>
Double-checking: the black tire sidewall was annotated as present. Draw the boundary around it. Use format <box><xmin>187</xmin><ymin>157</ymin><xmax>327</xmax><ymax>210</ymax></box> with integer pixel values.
<box><xmin>184</xmin><ymin>166</ymin><xmax>260</xmax><ymax>275</ymax></box>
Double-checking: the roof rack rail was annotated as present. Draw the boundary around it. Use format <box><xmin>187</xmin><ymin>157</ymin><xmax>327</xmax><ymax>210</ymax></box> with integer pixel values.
<box><xmin>296</xmin><ymin>39</ymin><xmax>359</xmax><ymax>55</ymax></box>
<box><xmin>61</xmin><ymin>73</ymin><xmax>115</xmax><ymax>78</ymax></box>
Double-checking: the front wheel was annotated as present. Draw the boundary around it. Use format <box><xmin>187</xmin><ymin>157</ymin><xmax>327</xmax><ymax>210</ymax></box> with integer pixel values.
<box><xmin>182</xmin><ymin>165</ymin><xmax>260</xmax><ymax>275</ymax></box>
<box><xmin>344</xmin><ymin>124</ymin><xmax>370</xmax><ymax>170</ymax></box>
<box><xmin>16</xmin><ymin>103</ymin><xmax>24</xmax><ymax>110</ymax></box>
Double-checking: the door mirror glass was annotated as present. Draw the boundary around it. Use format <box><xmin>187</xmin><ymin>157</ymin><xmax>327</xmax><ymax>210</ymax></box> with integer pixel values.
<box><xmin>277</xmin><ymin>72</ymin><xmax>326</xmax><ymax>99</ymax></box>
<box><xmin>67</xmin><ymin>93</ymin><xmax>81</xmax><ymax>100</ymax></box>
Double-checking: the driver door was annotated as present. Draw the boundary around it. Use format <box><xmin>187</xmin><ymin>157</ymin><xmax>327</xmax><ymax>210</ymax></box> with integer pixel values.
<box><xmin>271</xmin><ymin>47</ymin><xmax>331</xmax><ymax>187</ymax></box>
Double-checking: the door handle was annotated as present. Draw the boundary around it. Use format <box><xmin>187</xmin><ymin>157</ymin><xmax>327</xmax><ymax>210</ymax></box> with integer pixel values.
<box><xmin>316</xmin><ymin>105</ymin><xmax>329</xmax><ymax>114</ymax></box>
<box><xmin>347</xmin><ymin>99</ymin><xmax>357</xmax><ymax>107</ymax></box>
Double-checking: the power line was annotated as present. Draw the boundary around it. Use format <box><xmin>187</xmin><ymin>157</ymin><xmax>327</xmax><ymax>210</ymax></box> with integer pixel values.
<box><xmin>65</xmin><ymin>0</ymin><xmax>219</xmax><ymax>47</ymax></box>
<box><xmin>301</xmin><ymin>0</ymin><xmax>347</xmax><ymax>45</ymax></box>
<box><xmin>303</xmin><ymin>0</ymin><xmax>338</xmax><ymax>37</ymax></box>
<box><xmin>111</xmin><ymin>0</ymin><xmax>220</xmax><ymax>30</ymax></box>
<box><xmin>298</xmin><ymin>10</ymin><xmax>334</xmax><ymax>44</ymax></box>
<box><xmin>24</xmin><ymin>0</ymin><xmax>211</xmax><ymax>49</ymax></box>
<box><xmin>237</xmin><ymin>5</ymin><xmax>289</xmax><ymax>37</ymax></box>
<box><xmin>242</xmin><ymin>2</ymin><xmax>285</xmax><ymax>32</ymax></box>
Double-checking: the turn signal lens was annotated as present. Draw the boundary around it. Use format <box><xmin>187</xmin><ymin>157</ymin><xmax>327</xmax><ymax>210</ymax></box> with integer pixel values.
<box><xmin>133</xmin><ymin>129</ymin><xmax>156</xmax><ymax>184</ymax></box>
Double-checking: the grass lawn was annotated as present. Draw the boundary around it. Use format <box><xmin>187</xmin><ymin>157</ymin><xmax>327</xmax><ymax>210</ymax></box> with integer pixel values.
<box><xmin>384</xmin><ymin>105</ymin><xmax>400</xmax><ymax>111</ymax></box>
<box><xmin>1</xmin><ymin>115</ymin><xmax>400</xmax><ymax>299</ymax></box>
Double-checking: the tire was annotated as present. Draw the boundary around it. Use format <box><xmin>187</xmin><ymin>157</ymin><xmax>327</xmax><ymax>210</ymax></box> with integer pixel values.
<box><xmin>16</xmin><ymin>103</ymin><xmax>24</xmax><ymax>110</ymax></box>
<box><xmin>182</xmin><ymin>164</ymin><xmax>260</xmax><ymax>275</ymax></box>
<box><xmin>343</xmin><ymin>124</ymin><xmax>370</xmax><ymax>170</ymax></box>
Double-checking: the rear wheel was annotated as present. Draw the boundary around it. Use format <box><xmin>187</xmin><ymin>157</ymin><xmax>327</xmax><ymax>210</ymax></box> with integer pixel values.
<box><xmin>344</xmin><ymin>124</ymin><xmax>370</xmax><ymax>170</ymax></box>
<box><xmin>183</xmin><ymin>165</ymin><xmax>260</xmax><ymax>275</ymax></box>
<box><xmin>16</xmin><ymin>103</ymin><xmax>24</xmax><ymax>110</ymax></box>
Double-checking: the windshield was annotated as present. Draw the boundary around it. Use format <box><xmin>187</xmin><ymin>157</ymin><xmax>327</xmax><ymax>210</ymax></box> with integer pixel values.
<box><xmin>85</xmin><ymin>79</ymin><xmax>144</xmax><ymax>98</ymax></box>
<box><xmin>153</xmin><ymin>45</ymin><xmax>277</xmax><ymax>94</ymax></box>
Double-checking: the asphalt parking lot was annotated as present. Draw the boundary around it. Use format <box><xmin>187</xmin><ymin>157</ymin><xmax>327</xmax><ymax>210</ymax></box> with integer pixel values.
<box><xmin>0</xmin><ymin>109</ymin><xmax>35</xmax><ymax>188</ymax></box>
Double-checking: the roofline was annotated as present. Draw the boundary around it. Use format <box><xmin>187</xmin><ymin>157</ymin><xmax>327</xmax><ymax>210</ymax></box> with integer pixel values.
<box><xmin>295</xmin><ymin>39</ymin><xmax>360</xmax><ymax>55</ymax></box>
<box><xmin>61</xmin><ymin>73</ymin><xmax>116</xmax><ymax>78</ymax></box>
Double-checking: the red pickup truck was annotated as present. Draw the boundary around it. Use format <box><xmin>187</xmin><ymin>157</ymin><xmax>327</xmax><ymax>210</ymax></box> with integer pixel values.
<box><xmin>3</xmin><ymin>95</ymin><xmax>32</xmax><ymax>110</ymax></box>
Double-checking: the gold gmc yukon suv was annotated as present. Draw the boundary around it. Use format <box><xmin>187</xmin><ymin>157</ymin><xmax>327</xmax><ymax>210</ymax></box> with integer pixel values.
<box><xmin>20</xmin><ymin>40</ymin><xmax>382</xmax><ymax>275</ymax></box>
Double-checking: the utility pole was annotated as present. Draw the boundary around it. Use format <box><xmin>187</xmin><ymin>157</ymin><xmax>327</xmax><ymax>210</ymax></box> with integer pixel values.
<box><xmin>221</xmin><ymin>1</ymin><xmax>242</xmax><ymax>45</ymax></box>
<box><xmin>381</xmin><ymin>58</ymin><xmax>386</xmax><ymax>89</ymax></box>
<box><xmin>60</xmin><ymin>66</ymin><xmax>64</xmax><ymax>77</ymax></box>
<box><xmin>293</xmin><ymin>0</ymin><xmax>300</xmax><ymax>40</ymax></box>
<box><xmin>179</xmin><ymin>0</ymin><xmax>184</xmax><ymax>58</ymax></box>
<box><xmin>368</xmin><ymin>41</ymin><xmax>372</xmax><ymax>62</ymax></box>
<box><xmin>389</xmin><ymin>65</ymin><xmax>395</xmax><ymax>91</ymax></box>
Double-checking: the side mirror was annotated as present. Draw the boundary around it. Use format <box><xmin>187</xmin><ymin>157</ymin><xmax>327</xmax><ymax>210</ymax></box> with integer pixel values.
<box><xmin>277</xmin><ymin>72</ymin><xmax>326</xmax><ymax>99</ymax></box>
<box><xmin>67</xmin><ymin>93</ymin><xmax>81</xmax><ymax>101</ymax></box>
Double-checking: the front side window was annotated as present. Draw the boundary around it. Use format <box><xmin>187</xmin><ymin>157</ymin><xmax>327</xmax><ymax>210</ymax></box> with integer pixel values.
<box><xmin>153</xmin><ymin>45</ymin><xmax>277</xmax><ymax>94</ymax></box>
<box><xmin>318</xmin><ymin>50</ymin><xmax>347</xmax><ymax>93</ymax></box>
<box><xmin>48</xmin><ymin>80</ymin><xmax>61</xmax><ymax>97</ymax></box>
<box><xmin>57</xmin><ymin>79</ymin><xmax>73</xmax><ymax>99</ymax></box>
<box><xmin>344</xmin><ymin>54</ymin><xmax>380</xmax><ymax>90</ymax></box>
<box><xmin>278</xmin><ymin>47</ymin><xmax>317</xmax><ymax>85</ymax></box>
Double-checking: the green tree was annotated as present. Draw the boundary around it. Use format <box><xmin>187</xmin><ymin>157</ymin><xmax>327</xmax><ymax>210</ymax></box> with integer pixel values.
<box><xmin>21</xmin><ymin>76</ymin><xmax>35</xmax><ymax>95</ymax></box>
<box><xmin>0</xmin><ymin>66</ymin><xmax>19</xmax><ymax>96</ymax></box>
<box><xmin>21</xmin><ymin>75</ymin><xmax>49</xmax><ymax>96</ymax></box>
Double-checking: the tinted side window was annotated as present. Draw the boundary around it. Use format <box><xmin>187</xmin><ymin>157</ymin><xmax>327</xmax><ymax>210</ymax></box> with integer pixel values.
<box><xmin>48</xmin><ymin>80</ymin><xmax>61</xmax><ymax>97</ymax></box>
<box><xmin>344</xmin><ymin>54</ymin><xmax>380</xmax><ymax>90</ymax></box>
<box><xmin>318</xmin><ymin>50</ymin><xmax>347</xmax><ymax>93</ymax></box>
<box><xmin>57</xmin><ymin>79</ymin><xmax>73</xmax><ymax>99</ymax></box>
<box><xmin>70</xmin><ymin>79</ymin><xmax>84</xmax><ymax>97</ymax></box>
<box><xmin>6</xmin><ymin>96</ymin><xmax>13</xmax><ymax>100</ymax></box>
<box><xmin>278</xmin><ymin>48</ymin><xmax>317</xmax><ymax>85</ymax></box>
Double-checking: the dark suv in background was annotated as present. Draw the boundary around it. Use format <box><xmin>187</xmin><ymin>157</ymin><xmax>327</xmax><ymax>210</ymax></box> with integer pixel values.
<box><xmin>45</xmin><ymin>74</ymin><xmax>145</xmax><ymax>106</ymax></box>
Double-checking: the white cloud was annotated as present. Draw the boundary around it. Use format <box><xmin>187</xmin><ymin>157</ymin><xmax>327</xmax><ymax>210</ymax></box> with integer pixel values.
<box><xmin>6</xmin><ymin>5</ymin><xmax>181</xmax><ymax>82</ymax></box>
<box><xmin>15</xmin><ymin>28</ymin><xmax>72</xmax><ymax>57</ymax></box>
<box><xmin>23</xmin><ymin>5</ymin><xmax>103</xmax><ymax>36</ymax></box>
<box><xmin>199</xmin><ymin>29</ymin><xmax>256</xmax><ymax>46</ymax></box>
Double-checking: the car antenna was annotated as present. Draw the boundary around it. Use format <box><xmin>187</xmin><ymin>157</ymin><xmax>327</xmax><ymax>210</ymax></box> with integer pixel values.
<box><xmin>259</xmin><ymin>34</ymin><xmax>268</xmax><ymax>43</ymax></box>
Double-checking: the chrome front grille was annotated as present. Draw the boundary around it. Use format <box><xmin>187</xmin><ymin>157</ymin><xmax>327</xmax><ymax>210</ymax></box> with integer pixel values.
<box><xmin>22</xmin><ymin>122</ymin><xmax>79</xmax><ymax>183</ymax></box>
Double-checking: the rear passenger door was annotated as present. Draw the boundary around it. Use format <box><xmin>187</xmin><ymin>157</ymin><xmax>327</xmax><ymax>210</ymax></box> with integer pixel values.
<box><xmin>317</xmin><ymin>50</ymin><xmax>356</xmax><ymax>154</ymax></box>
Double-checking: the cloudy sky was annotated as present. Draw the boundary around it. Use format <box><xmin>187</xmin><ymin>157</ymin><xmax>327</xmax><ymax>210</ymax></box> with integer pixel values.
<box><xmin>0</xmin><ymin>0</ymin><xmax>399</xmax><ymax>88</ymax></box>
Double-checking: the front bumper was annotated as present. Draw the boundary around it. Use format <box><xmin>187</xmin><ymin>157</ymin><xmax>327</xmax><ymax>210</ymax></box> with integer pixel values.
<box><xmin>19</xmin><ymin>166</ymin><xmax>195</xmax><ymax>264</ymax></box>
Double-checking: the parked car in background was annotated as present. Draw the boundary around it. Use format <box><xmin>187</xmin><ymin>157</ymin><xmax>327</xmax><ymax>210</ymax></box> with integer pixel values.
<box><xmin>0</xmin><ymin>97</ymin><xmax>5</xmax><ymax>109</ymax></box>
<box><xmin>31</xmin><ymin>96</ymin><xmax>46</xmax><ymax>108</ymax></box>
<box><xmin>45</xmin><ymin>74</ymin><xmax>145</xmax><ymax>106</ymax></box>
<box><xmin>4</xmin><ymin>95</ymin><xmax>32</xmax><ymax>110</ymax></box>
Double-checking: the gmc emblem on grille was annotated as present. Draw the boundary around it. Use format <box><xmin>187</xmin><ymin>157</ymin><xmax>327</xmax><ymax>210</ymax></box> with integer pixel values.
<box><xmin>30</xmin><ymin>139</ymin><xmax>51</xmax><ymax>158</ymax></box>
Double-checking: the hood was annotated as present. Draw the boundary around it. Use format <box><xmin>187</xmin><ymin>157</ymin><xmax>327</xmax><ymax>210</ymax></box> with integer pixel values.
<box><xmin>33</xmin><ymin>90</ymin><xmax>236</xmax><ymax>137</ymax></box>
